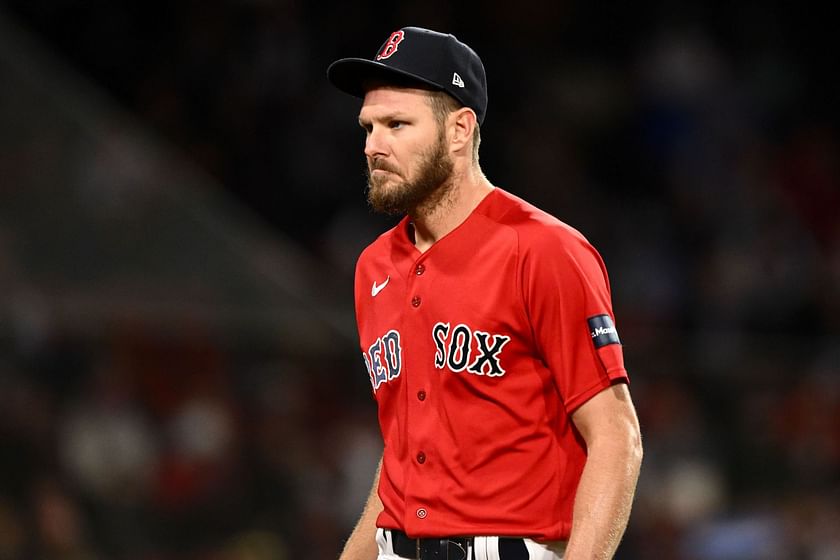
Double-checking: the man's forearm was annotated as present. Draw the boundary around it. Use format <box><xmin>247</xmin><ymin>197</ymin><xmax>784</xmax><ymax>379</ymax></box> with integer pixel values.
<box><xmin>339</xmin><ymin>458</ymin><xmax>384</xmax><ymax>560</ymax></box>
<box><xmin>564</xmin><ymin>426</ymin><xmax>643</xmax><ymax>559</ymax></box>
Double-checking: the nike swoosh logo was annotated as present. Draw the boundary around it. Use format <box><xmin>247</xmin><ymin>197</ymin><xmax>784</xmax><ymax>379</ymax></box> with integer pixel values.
<box><xmin>371</xmin><ymin>276</ymin><xmax>390</xmax><ymax>297</ymax></box>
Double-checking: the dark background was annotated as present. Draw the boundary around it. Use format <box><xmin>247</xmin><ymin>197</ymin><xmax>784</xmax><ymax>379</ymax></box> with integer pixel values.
<box><xmin>0</xmin><ymin>1</ymin><xmax>838</xmax><ymax>559</ymax></box>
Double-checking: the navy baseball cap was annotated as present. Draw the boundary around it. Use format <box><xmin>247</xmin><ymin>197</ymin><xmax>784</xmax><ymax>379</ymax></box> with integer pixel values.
<box><xmin>327</xmin><ymin>27</ymin><xmax>488</xmax><ymax>125</ymax></box>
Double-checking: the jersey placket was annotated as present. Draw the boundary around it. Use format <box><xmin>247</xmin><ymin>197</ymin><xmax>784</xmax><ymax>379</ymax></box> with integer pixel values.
<box><xmin>402</xmin><ymin>255</ymin><xmax>438</xmax><ymax>530</ymax></box>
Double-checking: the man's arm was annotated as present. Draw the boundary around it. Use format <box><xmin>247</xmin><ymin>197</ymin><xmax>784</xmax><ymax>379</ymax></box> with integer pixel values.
<box><xmin>339</xmin><ymin>456</ymin><xmax>384</xmax><ymax>560</ymax></box>
<box><xmin>564</xmin><ymin>383</ymin><xmax>643</xmax><ymax>560</ymax></box>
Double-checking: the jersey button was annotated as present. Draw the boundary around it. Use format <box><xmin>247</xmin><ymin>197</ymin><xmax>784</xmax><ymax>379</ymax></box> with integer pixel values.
<box><xmin>411</xmin><ymin>296</ymin><xmax>421</xmax><ymax>307</ymax></box>
<box><xmin>415</xmin><ymin>264</ymin><xmax>426</xmax><ymax>275</ymax></box>
<box><xmin>416</xmin><ymin>508</ymin><xmax>428</xmax><ymax>519</ymax></box>
<box><xmin>417</xmin><ymin>390</ymin><xmax>426</xmax><ymax>401</ymax></box>
<box><xmin>416</xmin><ymin>452</ymin><xmax>426</xmax><ymax>464</ymax></box>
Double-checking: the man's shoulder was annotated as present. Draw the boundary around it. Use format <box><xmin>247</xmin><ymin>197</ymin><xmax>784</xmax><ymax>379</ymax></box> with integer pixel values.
<box><xmin>483</xmin><ymin>188</ymin><xmax>592</xmax><ymax>251</ymax></box>
<box><xmin>487</xmin><ymin>189</ymin><xmax>610</xmax><ymax>285</ymax></box>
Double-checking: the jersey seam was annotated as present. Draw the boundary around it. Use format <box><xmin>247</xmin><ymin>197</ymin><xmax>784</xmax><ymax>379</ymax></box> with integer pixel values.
<box><xmin>469</xmin><ymin>211</ymin><xmax>534</xmax><ymax>335</ymax></box>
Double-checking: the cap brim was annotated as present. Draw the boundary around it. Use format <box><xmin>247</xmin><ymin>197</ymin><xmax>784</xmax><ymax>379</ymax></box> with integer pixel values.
<box><xmin>327</xmin><ymin>58</ymin><xmax>445</xmax><ymax>99</ymax></box>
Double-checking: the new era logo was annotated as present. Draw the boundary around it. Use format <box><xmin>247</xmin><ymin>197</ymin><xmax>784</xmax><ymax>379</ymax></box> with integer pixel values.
<box><xmin>452</xmin><ymin>72</ymin><xmax>465</xmax><ymax>88</ymax></box>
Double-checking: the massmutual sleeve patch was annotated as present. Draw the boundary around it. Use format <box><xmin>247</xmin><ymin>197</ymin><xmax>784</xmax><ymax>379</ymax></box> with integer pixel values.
<box><xmin>587</xmin><ymin>314</ymin><xmax>621</xmax><ymax>349</ymax></box>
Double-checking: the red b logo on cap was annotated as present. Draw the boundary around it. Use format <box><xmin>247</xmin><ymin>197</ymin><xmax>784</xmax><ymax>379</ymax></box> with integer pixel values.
<box><xmin>376</xmin><ymin>30</ymin><xmax>404</xmax><ymax>60</ymax></box>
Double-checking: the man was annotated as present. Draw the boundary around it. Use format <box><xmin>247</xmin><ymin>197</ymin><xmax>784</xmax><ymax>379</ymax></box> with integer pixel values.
<box><xmin>327</xmin><ymin>27</ymin><xmax>642</xmax><ymax>560</ymax></box>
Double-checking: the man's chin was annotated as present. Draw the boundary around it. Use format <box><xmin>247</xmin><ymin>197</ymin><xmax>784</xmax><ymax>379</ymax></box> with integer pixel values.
<box><xmin>367</xmin><ymin>184</ymin><xmax>409</xmax><ymax>215</ymax></box>
<box><xmin>369</xmin><ymin>201</ymin><xmax>407</xmax><ymax>216</ymax></box>
<box><xmin>367</xmin><ymin>171</ymin><xmax>397</xmax><ymax>194</ymax></box>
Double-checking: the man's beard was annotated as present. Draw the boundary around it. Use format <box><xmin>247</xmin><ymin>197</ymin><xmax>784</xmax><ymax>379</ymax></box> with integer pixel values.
<box><xmin>366</xmin><ymin>131</ymin><xmax>454</xmax><ymax>216</ymax></box>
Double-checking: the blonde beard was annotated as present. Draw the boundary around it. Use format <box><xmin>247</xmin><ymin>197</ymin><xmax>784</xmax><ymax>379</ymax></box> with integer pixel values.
<box><xmin>366</xmin><ymin>130</ymin><xmax>454</xmax><ymax>216</ymax></box>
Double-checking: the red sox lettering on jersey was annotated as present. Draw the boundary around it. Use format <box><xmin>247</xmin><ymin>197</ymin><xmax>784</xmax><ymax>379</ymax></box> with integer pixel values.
<box><xmin>432</xmin><ymin>323</ymin><xmax>511</xmax><ymax>377</ymax></box>
<box><xmin>353</xmin><ymin>188</ymin><xmax>629</xmax><ymax>541</ymax></box>
<box><xmin>364</xmin><ymin>324</ymin><xmax>510</xmax><ymax>392</ymax></box>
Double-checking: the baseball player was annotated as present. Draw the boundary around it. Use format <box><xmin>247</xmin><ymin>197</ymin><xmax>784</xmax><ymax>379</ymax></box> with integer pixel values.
<box><xmin>327</xmin><ymin>27</ymin><xmax>642</xmax><ymax>560</ymax></box>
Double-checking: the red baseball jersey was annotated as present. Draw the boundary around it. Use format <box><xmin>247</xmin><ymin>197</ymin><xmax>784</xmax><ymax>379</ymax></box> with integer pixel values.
<box><xmin>354</xmin><ymin>187</ymin><xmax>628</xmax><ymax>541</ymax></box>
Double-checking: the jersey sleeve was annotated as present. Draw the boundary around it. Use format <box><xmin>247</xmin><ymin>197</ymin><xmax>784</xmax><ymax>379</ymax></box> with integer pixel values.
<box><xmin>520</xmin><ymin>227</ymin><xmax>628</xmax><ymax>413</ymax></box>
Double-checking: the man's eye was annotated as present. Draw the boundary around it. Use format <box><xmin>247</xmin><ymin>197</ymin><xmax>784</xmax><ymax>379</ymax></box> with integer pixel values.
<box><xmin>389</xmin><ymin>121</ymin><xmax>404</xmax><ymax>129</ymax></box>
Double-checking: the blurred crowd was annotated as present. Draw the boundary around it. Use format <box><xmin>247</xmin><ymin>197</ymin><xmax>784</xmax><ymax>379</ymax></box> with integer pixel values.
<box><xmin>1</xmin><ymin>1</ymin><xmax>839</xmax><ymax>559</ymax></box>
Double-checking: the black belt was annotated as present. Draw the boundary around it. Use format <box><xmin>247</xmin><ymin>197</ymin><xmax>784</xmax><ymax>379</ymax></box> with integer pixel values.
<box><xmin>389</xmin><ymin>529</ymin><xmax>529</xmax><ymax>560</ymax></box>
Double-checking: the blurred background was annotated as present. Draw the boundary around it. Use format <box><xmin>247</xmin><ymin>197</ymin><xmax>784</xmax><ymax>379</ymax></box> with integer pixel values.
<box><xmin>0</xmin><ymin>1</ymin><xmax>838</xmax><ymax>559</ymax></box>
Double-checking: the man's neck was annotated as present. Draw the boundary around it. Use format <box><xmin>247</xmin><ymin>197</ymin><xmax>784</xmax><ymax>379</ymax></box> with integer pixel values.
<box><xmin>410</xmin><ymin>167</ymin><xmax>494</xmax><ymax>253</ymax></box>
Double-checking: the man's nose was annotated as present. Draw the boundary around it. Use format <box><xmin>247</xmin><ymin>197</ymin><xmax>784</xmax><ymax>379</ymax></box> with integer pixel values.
<box><xmin>364</xmin><ymin>127</ymin><xmax>387</xmax><ymax>159</ymax></box>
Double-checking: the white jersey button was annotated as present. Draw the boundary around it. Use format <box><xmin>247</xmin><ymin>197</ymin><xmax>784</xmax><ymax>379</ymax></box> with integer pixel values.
<box><xmin>416</xmin><ymin>508</ymin><xmax>428</xmax><ymax>519</ymax></box>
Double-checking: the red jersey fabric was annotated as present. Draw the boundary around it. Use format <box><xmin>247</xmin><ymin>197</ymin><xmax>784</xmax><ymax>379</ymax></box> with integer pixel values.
<box><xmin>354</xmin><ymin>187</ymin><xmax>629</xmax><ymax>541</ymax></box>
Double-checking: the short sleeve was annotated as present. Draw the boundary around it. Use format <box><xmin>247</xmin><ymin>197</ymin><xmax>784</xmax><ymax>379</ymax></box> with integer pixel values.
<box><xmin>521</xmin><ymin>227</ymin><xmax>628</xmax><ymax>413</ymax></box>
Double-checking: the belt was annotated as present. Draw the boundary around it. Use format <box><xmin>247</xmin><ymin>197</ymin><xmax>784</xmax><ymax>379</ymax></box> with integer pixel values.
<box><xmin>389</xmin><ymin>529</ymin><xmax>529</xmax><ymax>560</ymax></box>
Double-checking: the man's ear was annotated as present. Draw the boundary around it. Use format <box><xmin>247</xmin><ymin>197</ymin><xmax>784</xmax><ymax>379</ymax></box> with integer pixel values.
<box><xmin>448</xmin><ymin>107</ymin><xmax>477</xmax><ymax>154</ymax></box>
